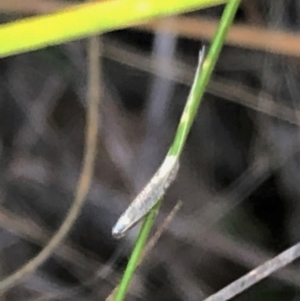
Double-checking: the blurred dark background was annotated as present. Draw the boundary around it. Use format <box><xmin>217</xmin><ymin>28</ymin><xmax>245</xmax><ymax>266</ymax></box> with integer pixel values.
<box><xmin>0</xmin><ymin>0</ymin><xmax>300</xmax><ymax>300</ymax></box>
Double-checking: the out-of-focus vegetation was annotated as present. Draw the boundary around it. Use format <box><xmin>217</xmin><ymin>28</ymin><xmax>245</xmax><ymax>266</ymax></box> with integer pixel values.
<box><xmin>0</xmin><ymin>1</ymin><xmax>300</xmax><ymax>300</ymax></box>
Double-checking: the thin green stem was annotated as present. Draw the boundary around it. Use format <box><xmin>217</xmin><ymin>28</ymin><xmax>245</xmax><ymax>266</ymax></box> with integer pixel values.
<box><xmin>168</xmin><ymin>0</ymin><xmax>241</xmax><ymax>157</ymax></box>
<box><xmin>113</xmin><ymin>201</ymin><xmax>161</xmax><ymax>301</ymax></box>
<box><xmin>113</xmin><ymin>0</ymin><xmax>241</xmax><ymax>300</ymax></box>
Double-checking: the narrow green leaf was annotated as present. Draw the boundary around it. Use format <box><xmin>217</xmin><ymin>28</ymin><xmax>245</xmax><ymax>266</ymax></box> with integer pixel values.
<box><xmin>0</xmin><ymin>0</ymin><xmax>226</xmax><ymax>58</ymax></box>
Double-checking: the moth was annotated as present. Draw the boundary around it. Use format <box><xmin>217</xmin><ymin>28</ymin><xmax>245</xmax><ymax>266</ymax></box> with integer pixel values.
<box><xmin>112</xmin><ymin>155</ymin><xmax>179</xmax><ymax>238</ymax></box>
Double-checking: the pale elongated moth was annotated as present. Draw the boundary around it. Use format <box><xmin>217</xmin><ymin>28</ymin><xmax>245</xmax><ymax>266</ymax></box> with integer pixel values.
<box><xmin>112</xmin><ymin>48</ymin><xmax>206</xmax><ymax>238</ymax></box>
<box><xmin>112</xmin><ymin>155</ymin><xmax>179</xmax><ymax>238</ymax></box>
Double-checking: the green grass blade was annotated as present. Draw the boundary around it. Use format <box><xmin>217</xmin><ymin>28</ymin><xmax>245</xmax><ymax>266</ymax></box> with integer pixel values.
<box><xmin>169</xmin><ymin>0</ymin><xmax>241</xmax><ymax>157</ymax></box>
<box><xmin>0</xmin><ymin>0</ymin><xmax>226</xmax><ymax>58</ymax></box>
<box><xmin>113</xmin><ymin>201</ymin><xmax>161</xmax><ymax>301</ymax></box>
<box><xmin>113</xmin><ymin>0</ymin><xmax>241</xmax><ymax>300</ymax></box>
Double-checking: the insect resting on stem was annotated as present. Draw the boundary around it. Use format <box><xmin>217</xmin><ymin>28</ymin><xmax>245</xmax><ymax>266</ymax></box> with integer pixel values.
<box><xmin>112</xmin><ymin>47</ymin><xmax>206</xmax><ymax>239</ymax></box>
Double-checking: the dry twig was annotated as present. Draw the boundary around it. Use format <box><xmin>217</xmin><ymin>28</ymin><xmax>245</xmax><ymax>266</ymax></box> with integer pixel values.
<box><xmin>136</xmin><ymin>16</ymin><xmax>300</xmax><ymax>57</ymax></box>
<box><xmin>203</xmin><ymin>242</ymin><xmax>300</xmax><ymax>301</ymax></box>
<box><xmin>0</xmin><ymin>33</ymin><xmax>101</xmax><ymax>293</ymax></box>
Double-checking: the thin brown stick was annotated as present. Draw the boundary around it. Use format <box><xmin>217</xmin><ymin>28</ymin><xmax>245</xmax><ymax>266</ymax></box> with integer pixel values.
<box><xmin>142</xmin><ymin>200</ymin><xmax>182</xmax><ymax>260</ymax></box>
<box><xmin>203</xmin><ymin>243</ymin><xmax>300</xmax><ymax>301</ymax></box>
<box><xmin>0</xmin><ymin>36</ymin><xmax>100</xmax><ymax>292</ymax></box>
<box><xmin>0</xmin><ymin>0</ymin><xmax>70</xmax><ymax>14</ymax></box>
<box><xmin>136</xmin><ymin>16</ymin><xmax>300</xmax><ymax>58</ymax></box>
